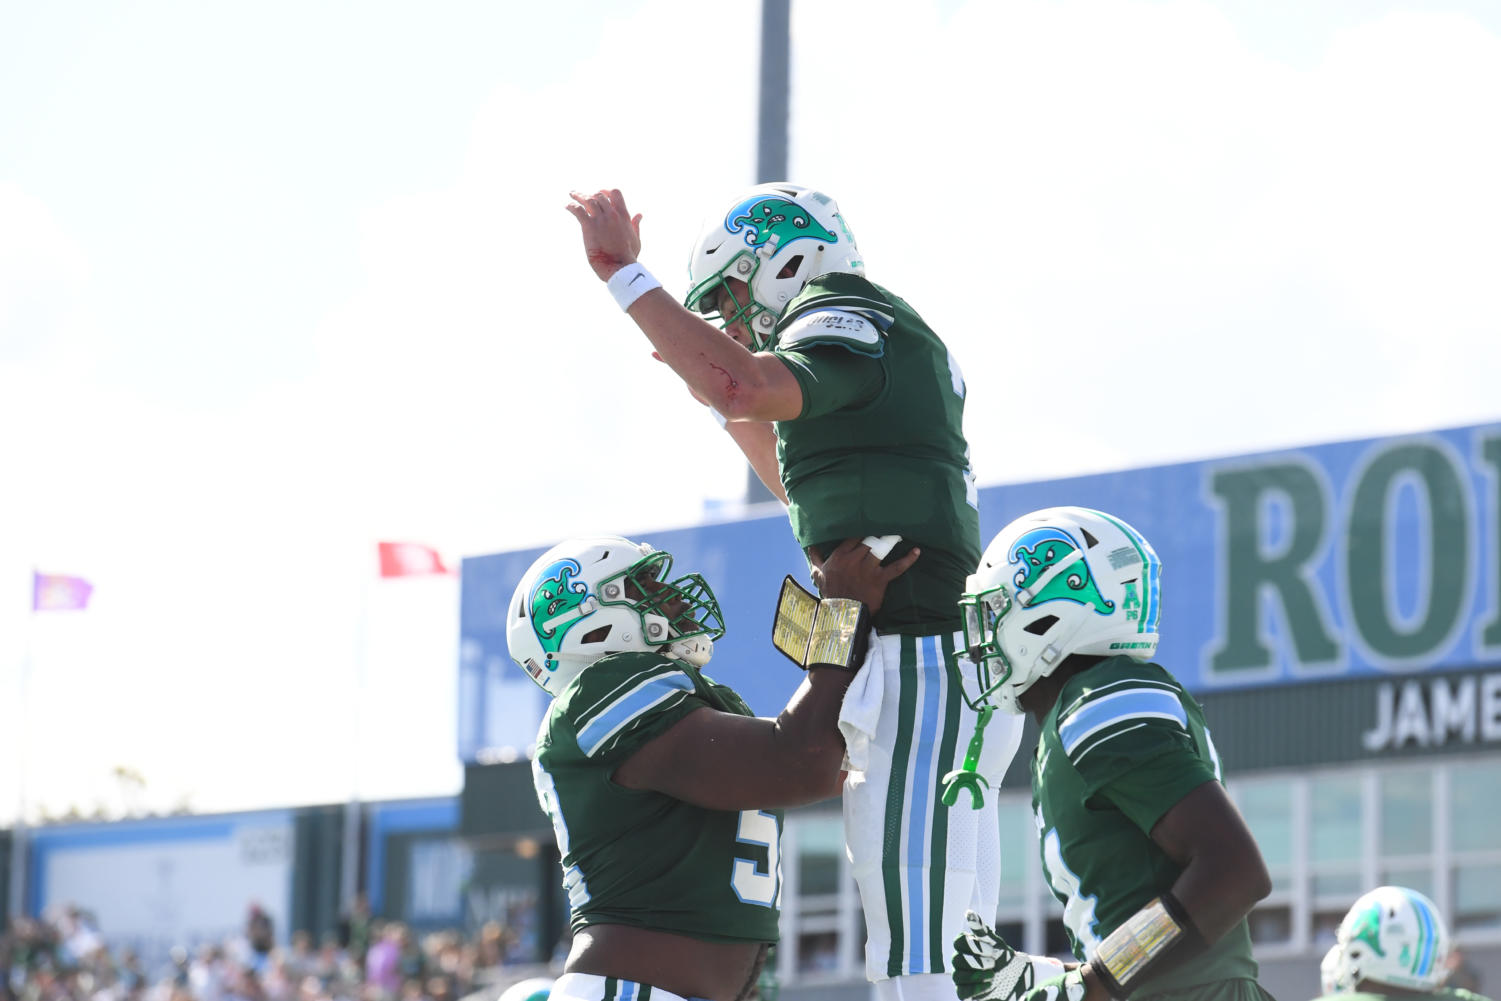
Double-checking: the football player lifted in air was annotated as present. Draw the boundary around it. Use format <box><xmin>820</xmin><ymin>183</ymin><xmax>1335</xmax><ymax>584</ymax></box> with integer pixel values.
<box><xmin>508</xmin><ymin>534</ymin><xmax>916</xmax><ymax>1001</ymax></box>
<box><xmin>950</xmin><ymin>506</ymin><xmax>1276</xmax><ymax>1001</ymax></box>
<box><xmin>569</xmin><ymin>185</ymin><xmax>1022</xmax><ymax>1001</ymax></box>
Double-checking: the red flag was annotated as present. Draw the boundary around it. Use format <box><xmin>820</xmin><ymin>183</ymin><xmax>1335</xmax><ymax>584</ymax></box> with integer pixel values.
<box><xmin>378</xmin><ymin>542</ymin><xmax>450</xmax><ymax>578</ymax></box>
<box><xmin>33</xmin><ymin>571</ymin><xmax>94</xmax><ymax>611</ymax></box>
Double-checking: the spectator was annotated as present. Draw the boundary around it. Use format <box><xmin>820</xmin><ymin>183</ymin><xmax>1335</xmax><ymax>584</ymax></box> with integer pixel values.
<box><xmin>189</xmin><ymin>945</ymin><xmax>227</xmax><ymax>1001</ymax></box>
<box><xmin>393</xmin><ymin>929</ymin><xmax>422</xmax><ymax>989</ymax></box>
<box><xmin>336</xmin><ymin>899</ymin><xmax>371</xmax><ymax>971</ymax></box>
<box><xmin>362</xmin><ymin>925</ymin><xmax>401</xmax><ymax>999</ymax></box>
<box><xmin>0</xmin><ymin>902</ymin><xmax>523</xmax><ymax>1001</ymax></box>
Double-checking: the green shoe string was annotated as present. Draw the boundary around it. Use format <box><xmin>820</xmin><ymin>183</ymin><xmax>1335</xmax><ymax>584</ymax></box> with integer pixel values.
<box><xmin>941</xmin><ymin>704</ymin><xmax>993</xmax><ymax>809</ymax></box>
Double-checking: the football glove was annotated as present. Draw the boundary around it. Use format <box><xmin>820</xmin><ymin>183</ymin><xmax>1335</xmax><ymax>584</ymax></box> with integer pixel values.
<box><xmin>953</xmin><ymin>910</ymin><xmax>1068</xmax><ymax>1001</ymax></box>
<box><xmin>1022</xmin><ymin>970</ymin><xmax>1087</xmax><ymax>1001</ymax></box>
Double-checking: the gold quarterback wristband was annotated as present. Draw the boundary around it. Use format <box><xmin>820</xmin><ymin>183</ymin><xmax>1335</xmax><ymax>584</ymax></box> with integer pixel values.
<box><xmin>1091</xmin><ymin>891</ymin><xmax>1205</xmax><ymax>999</ymax></box>
<box><xmin>770</xmin><ymin>576</ymin><xmax>871</xmax><ymax>671</ymax></box>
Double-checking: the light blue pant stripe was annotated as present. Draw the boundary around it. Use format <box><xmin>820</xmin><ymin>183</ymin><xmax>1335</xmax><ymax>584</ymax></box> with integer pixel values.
<box><xmin>904</xmin><ymin>634</ymin><xmax>942</xmax><ymax>973</ymax></box>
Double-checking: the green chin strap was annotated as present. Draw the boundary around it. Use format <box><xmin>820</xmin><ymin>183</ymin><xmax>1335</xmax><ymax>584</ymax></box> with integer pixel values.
<box><xmin>941</xmin><ymin>704</ymin><xmax>994</xmax><ymax>809</ymax></box>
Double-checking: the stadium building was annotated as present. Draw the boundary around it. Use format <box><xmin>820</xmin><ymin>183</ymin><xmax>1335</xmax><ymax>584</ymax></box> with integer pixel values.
<box><xmin>457</xmin><ymin>419</ymin><xmax>1501</xmax><ymax>1000</ymax></box>
<box><xmin>5</xmin><ymin>421</ymin><xmax>1497</xmax><ymax>1000</ymax></box>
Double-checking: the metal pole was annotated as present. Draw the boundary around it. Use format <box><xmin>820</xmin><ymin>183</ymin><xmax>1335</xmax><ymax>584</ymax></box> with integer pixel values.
<box><xmin>747</xmin><ymin>0</ymin><xmax>792</xmax><ymax>505</ymax></box>
<box><xmin>339</xmin><ymin>566</ymin><xmax>371</xmax><ymax>911</ymax></box>
<box><xmin>756</xmin><ymin>0</ymin><xmax>791</xmax><ymax>187</ymax></box>
<box><xmin>8</xmin><ymin>572</ymin><xmax>37</xmax><ymax>920</ymax></box>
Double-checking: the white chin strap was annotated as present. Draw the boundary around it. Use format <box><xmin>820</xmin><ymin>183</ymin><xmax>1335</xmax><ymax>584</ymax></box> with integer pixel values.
<box><xmin>668</xmin><ymin>635</ymin><xmax>713</xmax><ymax>667</ymax></box>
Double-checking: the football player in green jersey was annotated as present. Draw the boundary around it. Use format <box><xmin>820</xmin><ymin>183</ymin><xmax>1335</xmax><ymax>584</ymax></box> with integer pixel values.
<box><xmin>949</xmin><ymin>507</ymin><xmax>1275</xmax><ymax>1001</ymax></box>
<box><xmin>507</xmin><ymin>533</ymin><xmax>917</xmax><ymax>1001</ymax></box>
<box><xmin>569</xmin><ymin>185</ymin><xmax>1022</xmax><ymax>1001</ymax></box>
<box><xmin>1310</xmin><ymin>886</ymin><xmax>1493</xmax><ymax>1001</ymax></box>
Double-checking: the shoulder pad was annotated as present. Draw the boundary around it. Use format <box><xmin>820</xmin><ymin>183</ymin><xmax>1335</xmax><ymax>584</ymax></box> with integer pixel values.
<box><xmin>775</xmin><ymin>308</ymin><xmax>884</xmax><ymax>355</ymax></box>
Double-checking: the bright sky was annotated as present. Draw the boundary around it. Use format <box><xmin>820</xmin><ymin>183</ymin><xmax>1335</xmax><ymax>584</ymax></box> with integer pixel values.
<box><xmin>2</xmin><ymin>0</ymin><xmax>1498</xmax><ymax>822</ymax></box>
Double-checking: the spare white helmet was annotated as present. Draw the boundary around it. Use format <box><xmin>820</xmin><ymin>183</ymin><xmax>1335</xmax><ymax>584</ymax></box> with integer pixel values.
<box><xmin>1336</xmin><ymin>886</ymin><xmax>1450</xmax><ymax>993</ymax></box>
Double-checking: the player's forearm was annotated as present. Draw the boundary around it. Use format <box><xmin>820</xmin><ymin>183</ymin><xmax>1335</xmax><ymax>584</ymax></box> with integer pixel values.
<box><xmin>762</xmin><ymin>668</ymin><xmax>856</xmax><ymax>803</ymax></box>
<box><xmin>626</xmin><ymin>291</ymin><xmax>772</xmax><ymax>415</ymax></box>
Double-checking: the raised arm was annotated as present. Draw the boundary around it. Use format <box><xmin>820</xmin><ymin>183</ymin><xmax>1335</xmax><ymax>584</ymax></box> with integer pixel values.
<box><xmin>567</xmin><ymin>188</ymin><xmax>804</xmax><ymax>422</ymax></box>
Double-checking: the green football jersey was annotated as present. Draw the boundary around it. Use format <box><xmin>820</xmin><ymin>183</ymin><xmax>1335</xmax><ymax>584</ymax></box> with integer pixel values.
<box><xmin>532</xmin><ymin>651</ymin><xmax>783</xmax><ymax>944</ymax></box>
<box><xmin>1031</xmin><ymin>657</ymin><xmax>1260</xmax><ymax>996</ymax></box>
<box><xmin>770</xmin><ymin>272</ymin><xmax>980</xmax><ymax>634</ymax></box>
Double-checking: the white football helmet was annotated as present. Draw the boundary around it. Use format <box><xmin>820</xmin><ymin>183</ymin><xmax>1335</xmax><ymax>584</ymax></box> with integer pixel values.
<box><xmin>1335</xmin><ymin>886</ymin><xmax>1450</xmax><ymax>992</ymax></box>
<box><xmin>959</xmin><ymin>507</ymin><xmax>1162</xmax><ymax>715</ymax></box>
<box><xmin>684</xmin><ymin>182</ymin><xmax>864</xmax><ymax>350</ymax></box>
<box><xmin>506</xmin><ymin>536</ymin><xmax>725</xmax><ymax>697</ymax></box>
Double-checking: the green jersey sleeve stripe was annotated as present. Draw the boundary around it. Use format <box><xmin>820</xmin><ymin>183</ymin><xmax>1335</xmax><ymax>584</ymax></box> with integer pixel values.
<box><xmin>1070</xmin><ymin>720</ymin><xmax>1153</xmax><ymax>766</ymax></box>
<box><xmin>576</xmin><ymin>673</ymin><xmax>695</xmax><ymax>757</ymax></box>
<box><xmin>1057</xmin><ymin>675</ymin><xmax>1178</xmax><ymax>720</ymax></box>
<box><xmin>1059</xmin><ymin>687</ymin><xmax>1187</xmax><ymax>758</ymax></box>
<box><xmin>572</xmin><ymin>659</ymin><xmax>673</xmax><ymax>725</ymax></box>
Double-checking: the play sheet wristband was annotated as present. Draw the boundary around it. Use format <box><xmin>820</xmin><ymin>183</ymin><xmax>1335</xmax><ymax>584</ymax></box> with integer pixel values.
<box><xmin>771</xmin><ymin>576</ymin><xmax>870</xmax><ymax>671</ymax></box>
<box><xmin>1091</xmin><ymin>892</ymin><xmax>1204</xmax><ymax>998</ymax></box>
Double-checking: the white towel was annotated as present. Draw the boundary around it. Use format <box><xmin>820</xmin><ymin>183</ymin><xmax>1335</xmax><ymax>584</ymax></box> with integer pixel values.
<box><xmin>837</xmin><ymin>628</ymin><xmax>884</xmax><ymax>772</ymax></box>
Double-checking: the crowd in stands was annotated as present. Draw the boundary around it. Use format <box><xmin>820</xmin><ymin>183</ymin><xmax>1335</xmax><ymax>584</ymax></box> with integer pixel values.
<box><xmin>0</xmin><ymin>899</ymin><xmax>546</xmax><ymax>1001</ymax></box>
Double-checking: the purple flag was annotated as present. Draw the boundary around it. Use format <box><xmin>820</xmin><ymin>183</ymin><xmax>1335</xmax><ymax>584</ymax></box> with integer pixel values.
<box><xmin>33</xmin><ymin>572</ymin><xmax>93</xmax><ymax>612</ymax></box>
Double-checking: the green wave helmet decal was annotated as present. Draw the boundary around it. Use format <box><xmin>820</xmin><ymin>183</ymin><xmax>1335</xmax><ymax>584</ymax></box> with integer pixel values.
<box><xmin>529</xmin><ymin>558</ymin><xmax>593</xmax><ymax>653</ymax></box>
<box><xmin>1009</xmin><ymin>528</ymin><xmax>1116</xmax><ymax>614</ymax></box>
<box><xmin>1347</xmin><ymin>900</ymin><xmax>1387</xmax><ymax>958</ymax></box>
<box><xmin>726</xmin><ymin>196</ymin><xmax>837</xmax><ymax>249</ymax></box>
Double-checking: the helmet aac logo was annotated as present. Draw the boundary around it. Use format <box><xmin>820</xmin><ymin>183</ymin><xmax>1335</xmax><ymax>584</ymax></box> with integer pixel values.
<box><xmin>1009</xmin><ymin>528</ymin><xmax>1115</xmax><ymax>614</ymax></box>
<box><xmin>726</xmin><ymin>197</ymin><xmax>837</xmax><ymax>249</ymax></box>
<box><xmin>528</xmin><ymin>559</ymin><xmax>593</xmax><ymax>673</ymax></box>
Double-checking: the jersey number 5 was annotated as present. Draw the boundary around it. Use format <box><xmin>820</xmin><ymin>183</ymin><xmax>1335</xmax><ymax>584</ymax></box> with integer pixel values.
<box><xmin>731</xmin><ymin>810</ymin><xmax>782</xmax><ymax>908</ymax></box>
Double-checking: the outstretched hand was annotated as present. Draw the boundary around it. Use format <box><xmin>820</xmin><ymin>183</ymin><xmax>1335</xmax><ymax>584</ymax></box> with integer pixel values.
<box><xmin>810</xmin><ymin>538</ymin><xmax>920</xmax><ymax>614</ymax></box>
<box><xmin>566</xmin><ymin>188</ymin><xmax>643</xmax><ymax>281</ymax></box>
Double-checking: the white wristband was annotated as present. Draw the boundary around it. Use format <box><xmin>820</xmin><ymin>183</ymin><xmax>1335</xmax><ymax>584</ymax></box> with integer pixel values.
<box><xmin>708</xmin><ymin>407</ymin><xmax>728</xmax><ymax>428</ymax></box>
<box><xmin>606</xmin><ymin>263</ymin><xmax>661</xmax><ymax>312</ymax></box>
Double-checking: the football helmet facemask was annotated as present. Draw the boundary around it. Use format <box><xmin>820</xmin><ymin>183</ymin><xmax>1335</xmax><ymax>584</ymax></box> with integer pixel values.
<box><xmin>1320</xmin><ymin>944</ymin><xmax>1351</xmax><ymax>995</ymax></box>
<box><xmin>959</xmin><ymin>506</ymin><xmax>1162</xmax><ymax>715</ymax></box>
<box><xmin>1335</xmin><ymin>886</ymin><xmax>1450</xmax><ymax>993</ymax></box>
<box><xmin>684</xmin><ymin>182</ymin><xmax>864</xmax><ymax>351</ymax></box>
<box><xmin>506</xmin><ymin>536</ymin><xmax>725</xmax><ymax>697</ymax></box>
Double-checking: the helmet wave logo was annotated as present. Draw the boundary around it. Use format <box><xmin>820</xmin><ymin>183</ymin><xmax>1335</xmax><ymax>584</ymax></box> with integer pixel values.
<box><xmin>1009</xmin><ymin>529</ymin><xmax>1115</xmax><ymax>614</ymax></box>
<box><xmin>1348</xmin><ymin>902</ymin><xmax>1386</xmax><ymax>957</ymax></box>
<box><xmin>726</xmin><ymin>197</ymin><xmax>837</xmax><ymax>249</ymax></box>
<box><xmin>529</xmin><ymin>558</ymin><xmax>592</xmax><ymax>655</ymax></box>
